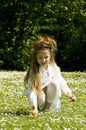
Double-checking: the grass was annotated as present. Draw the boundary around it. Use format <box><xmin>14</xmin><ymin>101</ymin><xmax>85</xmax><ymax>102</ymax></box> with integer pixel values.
<box><xmin>0</xmin><ymin>71</ymin><xmax>86</xmax><ymax>130</ymax></box>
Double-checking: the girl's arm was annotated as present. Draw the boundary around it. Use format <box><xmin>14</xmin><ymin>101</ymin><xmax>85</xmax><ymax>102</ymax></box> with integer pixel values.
<box><xmin>59</xmin><ymin>77</ymin><xmax>76</xmax><ymax>101</ymax></box>
<box><xmin>29</xmin><ymin>90</ymin><xmax>38</xmax><ymax>115</ymax></box>
<box><xmin>54</xmin><ymin>64</ymin><xmax>76</xmax><ymax>101</ymax></box>
<box><xmin>24</xmin><ymin>75</ymin><xmax>38</xmax><ymax>115</ymax></box>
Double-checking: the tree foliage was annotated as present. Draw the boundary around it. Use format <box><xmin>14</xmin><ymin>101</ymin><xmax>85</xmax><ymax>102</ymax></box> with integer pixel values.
<box><xmin>0</xmin><ymin>0</ymin><xmax>86</xmax><ymax>71</ymax></box>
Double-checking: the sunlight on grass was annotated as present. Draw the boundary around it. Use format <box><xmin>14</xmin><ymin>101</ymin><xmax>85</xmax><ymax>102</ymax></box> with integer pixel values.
<box><xmin>0</xmin><ymin>71</ymin><xmax>86</xmax><ymax>130</ymax></box>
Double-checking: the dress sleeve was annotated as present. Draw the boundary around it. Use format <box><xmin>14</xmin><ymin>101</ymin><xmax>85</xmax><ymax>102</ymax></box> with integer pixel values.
<box><xmin>53</xmin><ymin>64</ymin><xmax>72</xmax><ymax>95</ymax></box>
<box><xmin>23</xmin><ymin>71</ymin><xmax>37</xmax><ymax>108</ymax></box>
<box><xmin>24</xmin><ymin>68</ymin><xmax>34</xmax><ymax>93</ymax></box>
<box><xmin>23</xmin><ymin>78</ymin><xmax>33</xmax><ymax>96</ymax></box>
<box><xmin>59</xmin><ymin>76</ymin><xmax>72</xmax><ymax>94</ymax></box>
<box><xmin>25</xmin><ymin>69</ymin><xmax>33</xmax><ymax>89</ymax></box>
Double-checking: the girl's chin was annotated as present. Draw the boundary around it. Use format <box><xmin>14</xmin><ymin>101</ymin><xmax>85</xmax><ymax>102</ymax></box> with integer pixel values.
<box><xmin>41</xmin><ymin>64</ymin><xmax>48</xmax><ymax>69</ymax></box>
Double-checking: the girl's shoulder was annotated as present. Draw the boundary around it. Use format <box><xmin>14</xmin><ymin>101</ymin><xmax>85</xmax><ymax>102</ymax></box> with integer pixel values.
<box><xmin>49</xmin><ymin>63</ymin><xmax>61</xmax><ymax>73</ymax></box>
<box><xmin>50</xmin><ymin>63</ymin><xmax>60</xmax><ymax>69</ymax></box>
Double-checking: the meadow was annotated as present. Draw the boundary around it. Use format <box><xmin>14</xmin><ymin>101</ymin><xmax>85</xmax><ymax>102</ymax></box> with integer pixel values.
<box><xmin>0</xmin><ymin>71</ymin><xmax>86</xmax><ymax>130</ymax></box>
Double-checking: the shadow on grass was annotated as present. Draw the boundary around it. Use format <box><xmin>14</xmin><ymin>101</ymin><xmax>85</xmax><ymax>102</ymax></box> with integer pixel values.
<box><xmin>0</xmin><ymin>109</ymin><xmax>30</xmax><ymax>116</ymax></box>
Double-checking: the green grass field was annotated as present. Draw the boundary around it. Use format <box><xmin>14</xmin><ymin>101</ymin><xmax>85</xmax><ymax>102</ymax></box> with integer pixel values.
<box><xmin>0</xmin><ymin>71</ymin><xmax>86</xmax><ymax>130</ymax></box>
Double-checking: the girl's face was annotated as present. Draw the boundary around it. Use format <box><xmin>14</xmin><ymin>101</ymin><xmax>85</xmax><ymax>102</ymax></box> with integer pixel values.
<box><xmin>36</xmin><ymin>49</ymin><xmax>51</xmax><ymax>69</ymax></box>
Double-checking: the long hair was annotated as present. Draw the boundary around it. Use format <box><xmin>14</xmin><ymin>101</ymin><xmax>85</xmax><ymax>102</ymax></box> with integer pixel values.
<box><xmin>24</xmin><ymin>35</ymin><xmax>57</xmax><ymax>95</ymax></box>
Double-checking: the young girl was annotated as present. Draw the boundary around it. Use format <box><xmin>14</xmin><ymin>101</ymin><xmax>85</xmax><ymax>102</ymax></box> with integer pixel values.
<box><xmin>23</xmin><ymin>35</ymin><xmax>76</xmax><ymax>115</ymax></box>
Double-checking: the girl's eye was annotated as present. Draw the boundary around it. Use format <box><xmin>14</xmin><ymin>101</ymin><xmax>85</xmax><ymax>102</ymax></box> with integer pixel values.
<box><xmin>38</xmin><ymin>56</ymin><xmax>48</xmax><ymax>59</ymax></box>
<box><xmin>38</xmin><ymin>57</ymin><xmax>42</xmax><ymax>59</ymax></box>
<box><xmin>45</xmin><ymin>56</ymin><xmax>48</xmax><ymax>59</ymax></box>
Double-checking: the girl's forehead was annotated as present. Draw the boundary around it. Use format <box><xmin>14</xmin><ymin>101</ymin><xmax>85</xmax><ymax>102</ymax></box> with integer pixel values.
<box><xmin>36</xmin><ymin>49</ymin><xmax>50</xmax><ymax>55</ymax></box>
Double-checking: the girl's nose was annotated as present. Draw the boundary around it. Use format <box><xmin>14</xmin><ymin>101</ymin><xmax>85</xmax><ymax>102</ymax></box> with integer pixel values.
<box><xmin>42</xmin><ymin>58</ymin><xmax>45</xmax><ymax>62</ymax></box>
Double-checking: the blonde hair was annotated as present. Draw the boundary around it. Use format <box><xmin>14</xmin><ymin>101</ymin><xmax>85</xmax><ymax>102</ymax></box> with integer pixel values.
<box><xmin>24</xmin><ymin>35</ymin><xmax>57</xmax><ymax>95</ymax></box>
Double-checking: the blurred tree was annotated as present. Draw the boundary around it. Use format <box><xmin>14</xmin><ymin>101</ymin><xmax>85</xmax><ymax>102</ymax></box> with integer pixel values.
<box><xmin>0</xmin><ymin>0</ymin><xmax>86</xmax><ymax>71</ymax></box>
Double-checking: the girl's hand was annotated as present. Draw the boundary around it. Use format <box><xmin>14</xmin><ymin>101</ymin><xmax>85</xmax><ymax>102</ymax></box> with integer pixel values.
<box><xmin>67</xmin><ymin>92</ymin><xmax>76</xmax><ymax>102</ymax></box>
<box><xmin>31</xmin><ymin>109</ymin><xmax>38</xmax><ymax>116</ymax></box>
<box><xmin>31</xmin><ymin>106</ymin><xmax>38</xmax><ymax>116</ymax></box>
<box><xmin>69</xmin><ymin>95</ymin><xmax>76</xmax><ymax>102</ymax></box>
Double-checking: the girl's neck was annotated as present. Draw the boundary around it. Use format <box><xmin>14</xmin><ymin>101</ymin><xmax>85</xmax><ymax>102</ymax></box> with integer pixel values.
<box><xmin>40</xmin><ymin>64</ymin><xmax>48</xmax><ymax>70</ymax></box>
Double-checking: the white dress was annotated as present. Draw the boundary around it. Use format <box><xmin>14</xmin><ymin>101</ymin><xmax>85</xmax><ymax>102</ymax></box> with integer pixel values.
<box><xmin>23</xmin><ymin>63</ymin><xmax>72</xmax><ymax>112</ymax></box>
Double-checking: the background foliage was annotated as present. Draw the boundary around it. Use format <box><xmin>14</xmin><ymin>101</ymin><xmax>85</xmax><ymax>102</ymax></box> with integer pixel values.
<box><xmin>0</xmin><ymin>0</ymin><xmax>86</xmax><ymax>71</ymax></box>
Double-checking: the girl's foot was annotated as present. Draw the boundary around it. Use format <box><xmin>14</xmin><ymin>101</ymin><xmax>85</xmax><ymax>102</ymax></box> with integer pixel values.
<box><xmin>44</xmin><ymin>101</ymin><xmax>51</xmax><ymax>110</ymax></box>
